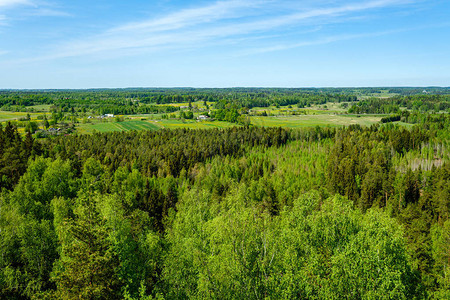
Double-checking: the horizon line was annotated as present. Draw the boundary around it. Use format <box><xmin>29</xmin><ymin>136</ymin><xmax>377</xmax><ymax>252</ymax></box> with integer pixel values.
<box><xmin>1</xmin><ymin>86</ymin><xmax>449</xmax><ymax>91</ymax></box>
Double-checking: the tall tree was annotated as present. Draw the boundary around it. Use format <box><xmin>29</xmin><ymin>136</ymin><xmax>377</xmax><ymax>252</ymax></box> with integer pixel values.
<box><xmin>53</xmin><ymin>194</ymin><xmax>122</xmax><ymax>299</ymax></box>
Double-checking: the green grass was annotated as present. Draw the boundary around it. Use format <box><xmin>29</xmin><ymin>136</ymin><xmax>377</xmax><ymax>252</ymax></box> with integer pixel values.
<box><xmin>76</xmin><ymin>120</ymin><xmax>160</xmax><ymax>134</ymax></box>
<box><xmin>0</xmin><ymin>110</ymin><xmax>52</xmax><ymax>122</ymax></box>
<box><xmin>1</xmin><ymin>107</ymin><xmax>409</xmax><ymax>137</ymax></box>
<box><xmin>311</xmin><ymin>102</ymin><xmax>349</xmax><ymax>113</ymax></box>
<box><xmin>75</xmin><ymin>116</ymin><xmax>237</xmax><ymax>134</ymax></box>
<box><xmin>250</xmin><ymin>103</ymin><xmax>350</xmax><ymax>116</ymax></box>
<box><xmin>360</xmin><ymin>90</ymin><xmax>399</xmax><ymax>99</ymax></box>
<box><xmin>392</xmin><ymin>121</ymin><xmax>415</xmax><ymax>128</ymax></box>
<box><xmin>0</xmin><ymin>111</ymin><xmax>35</xmax><ymax>122</ymax></box>
<box><xmin>27</xmin><ymin>104</ymin><xmax>52</xmax><ymax>112</ymax></box>
<box><xmin>155</xmin><ymin>100</ymin><xmax>211</xmax><ymax>110</ymax></box>
<box><xmin>69</xmin><ymin>108</ymin><xmax>411</xmax><ymax>134</ymax></box>
<box><xmin>157</xmin><ymin>119</ymin><xmax>237</xmax><ymax>129</ymax></box>
<box><xmin>250</xmin><ymin>114</ymin><xmax>382</xmax><ymax>128</ymax></box>
<box><xmin>77</xmin><ymin>119</ymin><xmax>236</xmax><ymax>134</ymax></box>
<box><xmin>76</xmin><ymin>114</ymin><xmax>382</xmax><ymax>134</ymax></box>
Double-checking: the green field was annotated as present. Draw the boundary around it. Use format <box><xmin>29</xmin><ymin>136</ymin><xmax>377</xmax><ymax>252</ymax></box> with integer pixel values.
<box><xmin>155</xmin><ymin>100</ymin><xmax>212</xmax><ymax>110</ymax></box>
<box><xmin>360</xmin><ymin>89</ymin><xmax>399</xmax><ymax>99</ymax></box>
<box><xmin>157</xmin><ymin>119</ymin><xmax>237</xmax><ymax>129</ymax></box>
<box><xmin>392</xmin><ymin>121</ymin><xmax>415</xmax><ymax>128</ymax></box>
<box><xmin>75</xmin><ymin>114</ymin><xmax>384</xmax><ymax>134</ymax></box>
<box><xmin>250</xmin><ymin>114</ymin><xmax>382</xmax><ymax>128</ymax></box>
<box><xmin>0</xmin><ymin>109</ymin><xmax>394</xmax><ymax>135</ymax></box>
<box><xmin>250</xmin><ymin>103</ymin><xmax>351</xmax><ymax>116</ymax></box>
<box><xmin>27</xmin><ymin>104</ymin><xmax>52</xmax><ymax>112</ymax></box>
<box><xmin>0</xmin><ymin>110</ymin><xmax>51</xmax><ymax>122</ymax></box>
<box><xmin>0</xmin><ymin>111</ymin><xmax>33</xmax><ymax>122</ymax></box>
<box><xmin>77</xmin><ymin>120</ymin><xmax>160</xmax><ymax>134</ymax></box>
<box><xmin>76</xmin><ymin>119</ymin><xmax>236</xmax><ymax>134</ymax></box>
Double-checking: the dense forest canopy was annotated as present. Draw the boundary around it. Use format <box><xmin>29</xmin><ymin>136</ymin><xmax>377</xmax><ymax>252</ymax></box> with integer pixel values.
<box><xmin>0</xmin><ymin>88</ymin><xmax>449</xmax><ymax>299</ymax></box>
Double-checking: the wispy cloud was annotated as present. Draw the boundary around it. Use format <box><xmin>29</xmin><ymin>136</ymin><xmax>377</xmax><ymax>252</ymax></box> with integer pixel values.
<box><xmin>239</xmin><ymin>20</ymin><xmax>450</xmax><ymax>57</ymax></box>
<box><xmin>110</xmin><ymin>0</ymin><xmax>267</xmax><ymax>34</ymax></box>
<box><xmin>11</xmin><ymin>0</ymin><xmax>417</xmax><ymax>62</ymax></box>
<box><xmin>0</xmin><ymin>14</ymin><xmax>7</xmax><ymax>27</ymax></box>
<box><xmin>0</xmin><ymin>0</ymin><xmax>31</xmax><ymax>8</ymax></box>
<box><xmin>240</xmin><ymin>0</ymin><xmax>413</xmax><ymax>30</ymax></box>
<box><xmin>24</xmin><ymin>7</ymin><xmax>70</xmax><ymax>17</ymax></box>
<box><xmin>0</xmin><ymin>0</ymin><xmax>68</xmax><ymax>24</ymax></box>
<box><xmin>235</xmin><ymin>29</ymin><xmax>401</xmax><ymax>56</ymax></box>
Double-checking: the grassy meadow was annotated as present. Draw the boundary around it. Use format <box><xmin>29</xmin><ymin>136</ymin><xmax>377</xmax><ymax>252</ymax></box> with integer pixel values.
<box><xmin>76</xmin><ymin>120</ymin><xmax>160</xmax><ymax>134</ymax></box>
<box><xmin>27</xmin><ymin>104</ymin><xmax>52</xmax><ymax>112</ymax></box>
<box><xmin>0</xmin><ymin>111</ymin><xmax>33</xmax><ymax>122</ymax></box>
<box><xmin>250</xmin><ymin>114</ymin><xmax>382</xmax><ymax>128</ymax></box>
<box><xmin>77</xmin><ymin>118</ymin><xmax>238</xmax><ymax>133</ymax></box>
<box><xmin>156</xmin><ymin>119</ymin><xmax>236</xmax><ymax>129</ymax></box>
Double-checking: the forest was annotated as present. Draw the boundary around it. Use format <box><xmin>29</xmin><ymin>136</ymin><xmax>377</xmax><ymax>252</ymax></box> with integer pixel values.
<box><xmin>0</xmin><ymin>88</ymin><xmax>449</xmax><ymax>299</ymax></box>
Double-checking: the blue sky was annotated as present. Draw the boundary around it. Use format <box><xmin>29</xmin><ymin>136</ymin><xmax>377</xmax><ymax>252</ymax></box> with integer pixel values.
<box><xmin>0</xmin><ymin>0</ymin><xmax>449</xmax><ymax>88</ymax></box>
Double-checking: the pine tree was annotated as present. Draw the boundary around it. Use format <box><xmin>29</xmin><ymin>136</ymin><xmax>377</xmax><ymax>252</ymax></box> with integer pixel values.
<box><xmin>53</xmin><ymin>195</ymin><xmax>122</xmax><ymax>299</ymax></box>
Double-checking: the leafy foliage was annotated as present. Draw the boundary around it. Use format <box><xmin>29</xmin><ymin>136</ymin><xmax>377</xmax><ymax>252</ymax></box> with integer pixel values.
<box><xmin>0</xmin><ymin>113</ymin><xmax>449</xmax><ymax>298</ymax></box>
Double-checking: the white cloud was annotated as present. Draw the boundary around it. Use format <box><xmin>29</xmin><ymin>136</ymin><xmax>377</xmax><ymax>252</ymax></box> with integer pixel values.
<box><xmin>110</xmin><ymin>0</ymin><xmax>267</xmax><ymax>34</ymax></box>
<box><xmin>0</xmin><ymin>14</ymin><xmax>6</xmax><ymax>26</ymax></box>
<box><xmin>0</xmin><ymin>0</ymin><xmax>31</xmax><ymax>8</ymax></box>
<box><xmin>235</xmin><ymin>31</ymin><xmax>391</xmax><ymax>56</ymax></box>
<box><xmin>0</xmin><ymin>0</ymin><xmax>68</xmax><ymax>21</ymax></box>
<box><xmin>25</xmin><ymin>7</ymin><xmax>70</xmax><ymax>17</ymax></box>
<box><xmin>210</xmin><ymin>0</ymin><xmax>413</xmax><ymax>35</ymax></box>
<box><xmin>14</xmin><ymin>0</ymin><xmax>417</xmax><ymax>62</ymax></box>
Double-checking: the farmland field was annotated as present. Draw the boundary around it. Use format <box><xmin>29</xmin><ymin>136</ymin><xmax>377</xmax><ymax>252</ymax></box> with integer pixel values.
<box><xmin>250</xmin><ymin>114</ymin><xmax>382</xmax><ymax>128</ymax></box>
<box><xmin>1</xmin><ymin>110</ymin><xmax>397</xmax><ymax>136</ymax></box>
<box><xmin>76</xmin><ymin>120</ymin><xmax>160</xmax><ymax>134</ymax></box>
<box><xmin>157</xmin><ymin>119</ymin><xmax>236</xmax><ymax>129</ymax></box>
<box><xmin>76</xmin><ymin>119</ymin><xmax>237</xmax><ymax>134</ymax></box>
<box><xmin>0</xmin><ymin>111</ymin><xmax>33</xmax><ymax>122</ymax></box>
<box><xmin>27</xmin><ymin>104</ymin><xmax>52</xmax><ymax>112</ymax></box>
<box><xmin>74</xmin><ymin>114</ymin><xmax>385</xmax><ymax>134</ymax></box>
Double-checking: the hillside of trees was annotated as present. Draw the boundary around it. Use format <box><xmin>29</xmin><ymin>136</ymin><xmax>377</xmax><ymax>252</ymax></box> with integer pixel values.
<box><xmin>0</xmin><ymin>109</ymin><xmax>449</xmax><ymax>298</ymax></box>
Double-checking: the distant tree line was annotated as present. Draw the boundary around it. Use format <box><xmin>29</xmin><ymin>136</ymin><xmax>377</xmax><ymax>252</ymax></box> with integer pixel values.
<box><xmin>349</xmin><ymin>94</ymin><xmax>450</xmax><ymax>114</ymax></box>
